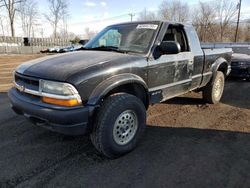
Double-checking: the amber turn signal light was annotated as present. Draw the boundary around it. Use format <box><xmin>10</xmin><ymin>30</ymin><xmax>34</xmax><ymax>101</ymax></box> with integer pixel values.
<box><xmin>42</xmin><ymin>97</ymin><xmax>81</xmax><ymax>107</ymax></box>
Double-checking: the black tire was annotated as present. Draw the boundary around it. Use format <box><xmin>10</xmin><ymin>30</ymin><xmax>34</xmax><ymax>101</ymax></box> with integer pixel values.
<box><xmin>202</xmin><ymin>71</ymin><xmax>225</xmax><ymax>104</ymax></box>
<box><xmin>90</xmin><ymin>93</ymin><xmax>146</xmax><ymax>158</ymax></box>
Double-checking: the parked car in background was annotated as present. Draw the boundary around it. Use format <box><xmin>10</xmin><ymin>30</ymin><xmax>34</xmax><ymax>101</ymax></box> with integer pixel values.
<box><xmin>40</xmin><ymin>42</ymin><xmax>87</xmax><ymax>54</ymax></box>
<box><xmin>58</xmin><ymin>45</ymin><xmax>83</xmax><ymax>53</ymax></box>
<box><xmin>230</xmin><ymin>53</ymin><xmax>250</xmax><ymax>80</ymax></box>
<box><xmin>40</xmin><ymin>46</ymin><xmax>60</xmax><ymax>53</ymax></box>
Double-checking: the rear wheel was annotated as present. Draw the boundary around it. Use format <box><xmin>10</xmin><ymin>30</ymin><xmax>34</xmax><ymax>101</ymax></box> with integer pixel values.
<box><xmin>202</xmin><ymin>71</ymin><xmax>225</xmax><ymax>104</ymax></box>
<box><xmin>90</xmin><ymin>93</ymin><xmax>146</xmax><ymax>158</ymax></box>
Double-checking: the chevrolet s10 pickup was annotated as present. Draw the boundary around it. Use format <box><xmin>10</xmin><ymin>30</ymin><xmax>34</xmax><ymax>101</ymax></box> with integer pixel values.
<box><xmin>9</xmin><ymin>21</ymin><xmax>232</xmax><ymax>158</ymax></box>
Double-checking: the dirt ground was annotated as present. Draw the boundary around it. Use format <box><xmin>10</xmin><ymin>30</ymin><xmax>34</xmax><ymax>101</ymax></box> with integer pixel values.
<box><xmin>0</xmin><ymin>55</ymin><xmax>249</xmax><ymax>187</ymax></box>
<box><xmin>148</xmin><ymin>90</ymin><xmax>250</xmax><ymax>133</ymax></box>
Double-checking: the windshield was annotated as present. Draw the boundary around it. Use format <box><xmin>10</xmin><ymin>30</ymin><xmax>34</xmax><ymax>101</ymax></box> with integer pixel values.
<box><xmin>84</xmin><ymin>23</ymin><xmax>159</xmax><ymax>54</ymax></box>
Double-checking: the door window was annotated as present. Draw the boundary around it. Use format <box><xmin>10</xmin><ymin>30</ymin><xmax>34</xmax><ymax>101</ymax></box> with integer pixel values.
<box><xmin>162</xmin><ymin>25</ymin><xmax>189</xmax><ymax>53</ymax></box>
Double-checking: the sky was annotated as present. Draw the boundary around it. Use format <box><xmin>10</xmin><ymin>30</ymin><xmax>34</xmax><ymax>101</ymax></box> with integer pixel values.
<box><xmin>1</xmin><ymin>0</ymin><xmax>250</xmax><ymax>38</ymax></box>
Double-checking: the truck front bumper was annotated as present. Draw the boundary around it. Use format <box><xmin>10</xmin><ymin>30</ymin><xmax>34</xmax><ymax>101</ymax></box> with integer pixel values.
<box><xmin>8</xmin><ymin>88</ymin><xmax>94</xmax><ymax>135</ymax></box>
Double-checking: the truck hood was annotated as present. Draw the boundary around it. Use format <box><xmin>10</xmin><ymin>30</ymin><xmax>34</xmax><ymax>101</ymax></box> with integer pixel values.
<box><xmin>232</xmin><ymin>53</ymin><xmax>250</xmax><ymax>62</ymax></box>
<box><xmin>16</xmin><ymin>51</ymin><xmax>142</xmax><ymax>81</ymax></box>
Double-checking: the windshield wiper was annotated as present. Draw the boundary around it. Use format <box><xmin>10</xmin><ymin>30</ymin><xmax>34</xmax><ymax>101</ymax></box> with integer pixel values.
<box><xmin>91</xmin><ymin>46</ymin><xmax>118</xmax><ymax>50</ymax></box>
<box><xmin>78</xmin><ymin>46</ymin><xmax>130</xmax><ymax>54</ymax></box>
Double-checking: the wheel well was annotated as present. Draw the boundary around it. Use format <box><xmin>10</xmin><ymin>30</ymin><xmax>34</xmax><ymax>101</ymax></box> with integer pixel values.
<box><xmin>106</xmin><ymin>83</ymin><xmax>149</xmax><ymax>109</ymax></box>
<box><xmin>217</xmin><ymin>62</ymin><xmax>228</xmax><ymax>76</ymax></box>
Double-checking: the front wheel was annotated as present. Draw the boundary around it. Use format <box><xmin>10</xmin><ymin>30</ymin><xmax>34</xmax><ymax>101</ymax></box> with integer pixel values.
<box><xmin>202</xmin><ymin>71</ymin><xmax>225</xmax><ymax>104</ymax></box>
<box><xmin>90</xmin><ymin>93</ymin><xmax>146</xmax><ymax>158</ymax></box>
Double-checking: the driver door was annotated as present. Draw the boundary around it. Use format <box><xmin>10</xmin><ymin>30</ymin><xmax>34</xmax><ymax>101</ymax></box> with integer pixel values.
<box><xmin>148</xmin><ymin>24</ymin><xmax>194</xmax><ymax>102</ymax></box>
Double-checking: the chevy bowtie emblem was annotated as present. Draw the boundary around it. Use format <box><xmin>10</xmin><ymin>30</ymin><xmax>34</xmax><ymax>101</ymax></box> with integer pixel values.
<box><xmin>20</xmin><ymin>85</ymin><xmax>25</xmax><ymax>92</ymax></box>
<box><xmin>16</xmin><ymin>84</ymin><xmax>25</xmax><ymax>92</ymax></box>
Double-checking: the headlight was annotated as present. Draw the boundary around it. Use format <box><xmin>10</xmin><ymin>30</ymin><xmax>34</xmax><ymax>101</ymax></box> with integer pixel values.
<box><xmin>39</xmin><ymin>80</ymin><xmax>82</xmax><ymax>107</ymax></box>
<box><xmin>238</xmin><ymin>62</ymin><xmax>246</xmax><ymax>66</ymax></box>
<box><xmin>40</xmin><ymin>80</ymin><xmax>75</xmax><ymax>96</ymax></box>
<box><xmin>235</xmin><ymin>61</ymin><xmax>249</xmax><ymax>66</ymax></box>
<box><xmin>231</xmin><ymin>61</ymin><xmax>248</xmax><ymax>67</ymax></box>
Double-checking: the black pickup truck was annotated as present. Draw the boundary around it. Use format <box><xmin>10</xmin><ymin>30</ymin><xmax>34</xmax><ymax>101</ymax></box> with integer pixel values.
<box><xmin>9</xmin><ymin>21</ymin><xmax>232</xmax><ymax>158</ymax></box>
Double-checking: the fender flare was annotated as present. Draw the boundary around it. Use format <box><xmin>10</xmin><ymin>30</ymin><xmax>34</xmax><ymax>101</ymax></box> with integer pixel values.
<box><xmin>210</xmin><ymin>57</ymin><xmax>229</xmax><ymax>82</ymax></box>
<box><xmin>87</xmin><ymin>73</ymin><xmax>148</xmax><ymax>106</ymax></box>
<box><xmin>211</xmin><ymin>57</ymin><xmax>229</xmax><ymax>74</ymax></box>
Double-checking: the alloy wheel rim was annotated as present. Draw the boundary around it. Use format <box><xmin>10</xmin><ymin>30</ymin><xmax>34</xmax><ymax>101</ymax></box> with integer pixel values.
<box><xmin>214</xmin><ymin>78</ymin><xmax>223</xmax><ymax>100</ymax></box>
<box><xmin>113</xmin><ymin>110</ymin><xmax>138</xmax><ymax>145</ymax></box>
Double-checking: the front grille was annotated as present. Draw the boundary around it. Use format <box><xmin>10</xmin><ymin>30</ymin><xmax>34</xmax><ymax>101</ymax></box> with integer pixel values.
<box><xmin>231</xmin><ymin>61</ymin><xmax>250</xmax><ymax>66</ymax></box>
<box><xmin>231</xmin><ymin>62</ymin><xmax>238</xmax><ymax>66</ymax></box>
<box><xmin>18</xmin><ymin>91</ymin><xmax>41</xmax><ymax>100</ymax></box>
<box><xmin>15</xmin><ymin>72</ymin><xmax>39</xmax><ymax>91</ymax></box>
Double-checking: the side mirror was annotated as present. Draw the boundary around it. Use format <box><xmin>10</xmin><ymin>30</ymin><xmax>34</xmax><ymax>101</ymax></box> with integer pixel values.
<box><xmin>159</xmin><ymin>41</ymin><xmax>181</xmax><ymax>55</ymax></box>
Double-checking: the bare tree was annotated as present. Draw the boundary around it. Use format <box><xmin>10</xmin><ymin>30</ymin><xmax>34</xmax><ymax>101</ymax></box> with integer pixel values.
<box><xmin>137</xmin><ymin>8</ymin><xmax>157</xmax><ymax>21</ymax></box>
<box><xmin>192</xmin><ymin>2</ymin><xmax>217</xmax><ymax>42</ymax></box>
<box><xmin>67</xmin><ymin>32</ymin><xmax>77</xmax><ymax>40</ymax></box>
<box><xmin>60</xmin><ymin>7</ymin><xmax>69</xmax><ymax>39</ymax></box>
<box><xmin>159</xmin><ymin>0</ymin><xmax>189</xmax><ymax>23</ymax></box>
<box><xmin>245</xmin><ymin>23</ymin><xmax>250</xmax><ymax>41</ymax></box>
<box><xmin>0</xmin><ymin>0</ymin><xmax>25</xmax><ymax>37</ymax></box>
<box><xmin>84</xmin><ymin>27</ymin><xmax>97</xmax><ymax>39</ymax></box>
<box><xmin>215</xmin><ymin>0</ymin><xmax>238</xmax><ymax>41</ymax></box>
<box><xmin>0</xmin><ymin>16</ymin><xmax>5</xmax><ymax>36</ymax></box>
<box><xmin>19</xmin><ymin>0</ymin><xmax>38</xmax><ymax>38</ymax></box>
<box><xmin>44</xmin><ymin>0</ymin><xmax>68</xmax><ymax>39</ymax></box>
